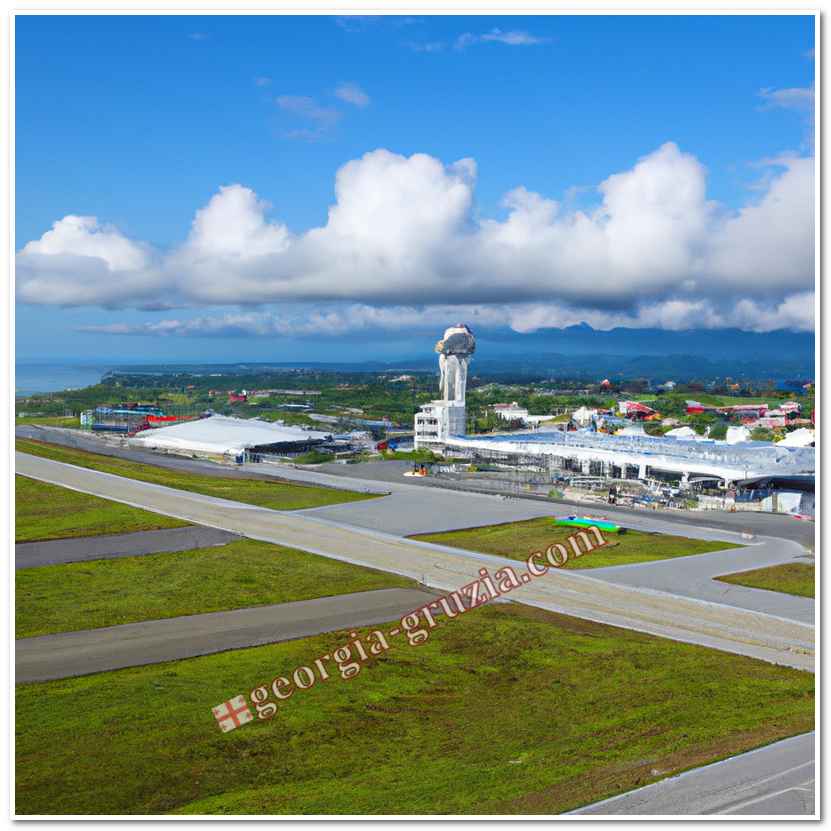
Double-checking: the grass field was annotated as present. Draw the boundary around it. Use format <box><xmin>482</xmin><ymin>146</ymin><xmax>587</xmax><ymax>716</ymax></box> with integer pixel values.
<box><xmin>17</xmin><ymin>539</ymin><xmax>415</xmax><ymax>638</ymax></box>
<box><xmin>717</xmin><ymin>563</ymin><xmax>815</xmax><ymax>598</ymax></box>
<box><xmin>15</xmin><ymin>416</ymin><xmax>79</xmax><ymax>427</ymax></box>
<box><xmin>16</xmin><ymin>437</ymin><xmax>379</xmax><ymax>511</ymax></box>
<box><xmin>16</xmin><ymin>603</ymin><xmax>813</xmax><ymax>815</ymax></box>
<box><xmin>15</xmin><ymin>475</ymin><xmax>187</xmax><ymax>543</ymax></box>
<box><xmin>412</xmin><ymin>517</ymin><xmax>738</xmax><ymax>570</ymax></box>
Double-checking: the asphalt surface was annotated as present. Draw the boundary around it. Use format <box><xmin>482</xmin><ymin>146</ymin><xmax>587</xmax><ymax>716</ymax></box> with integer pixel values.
<box><xmin>573</xmin><ymin>732</ymin><xmax>815</xmax><ymax>816</ymax></box>
<box><xmin>589</xmin><ymin>541</ymin><xmax>814</xmax><ymax>623</ymax></box>
<box><xmin>16</xmin><ymin>526</ymin><xmax>239</xmax><ymax>569</ymax></box>
<box><xmin>17</xmin><ymin>587</ymin><xmax>436</xmax><ymax>682</ymax></box>
<box><xmin>253</xmin><ymin>460</ymin><xmax>816</xmax><ymax>623</ymax></box>
<box><xmin>303</xmin><ymin>482</ymin><xmax>567</xmax><ymax>535</ymax></box>
<box><xmin>16</xmin><ymin>451</ymin><xmax>814</xmax><ymax>671</ymax></box>
<box><xmin>297</xmin><ymin>458</ymin><xmax>817</xmax><ymax>547</ymax></box>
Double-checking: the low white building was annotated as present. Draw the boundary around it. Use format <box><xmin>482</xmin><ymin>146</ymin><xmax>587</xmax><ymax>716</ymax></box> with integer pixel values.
<box><xmin>572</xmin><ymin>406</ymin><xmax>597</xmax><ymax>428</ymax></box>
<box><xmin>492</xmin><ymin>402</ymin><xmax>529</xmax><ymax>421</ymax></box>
<box><xmin>414</xmin><ymin>401</ymin><xmax>467</xmax><ymax>447</ymax></box>
<box><xmin>129</xmin><ymin>415</ymin><xmax>331</xmax><ymax>459</ymax></box>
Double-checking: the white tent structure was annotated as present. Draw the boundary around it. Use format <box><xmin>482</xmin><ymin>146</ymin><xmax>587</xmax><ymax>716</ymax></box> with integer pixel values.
<box><xmin>129</xmin><ymin>415</ymin><xmax>332</xmax><ymax>457</ymax></box>
<box><xmin>664</xmin><ymin>426</ymin><xmax>699</xmax><ymax>440</ymax></box>
<box><xmin>725</xmin><ymin>425</ymin><xmax>752</xmax><ymax>444</ymax></box>
<box><xmin>572</xmin><ymin>406</ymin><xmax>597</xmax><ymax>427</ymax></box>
<box><xmin>777</xmin><ymin>428</ymin><xmax>815</xmax><ymax>448</ymax></box>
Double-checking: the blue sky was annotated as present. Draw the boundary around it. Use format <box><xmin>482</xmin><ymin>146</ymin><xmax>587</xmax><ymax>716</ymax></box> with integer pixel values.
<box><xmin>15</xmin><ymin>14</ymin><xmax>815</xmax><ymax>362</ymax></box>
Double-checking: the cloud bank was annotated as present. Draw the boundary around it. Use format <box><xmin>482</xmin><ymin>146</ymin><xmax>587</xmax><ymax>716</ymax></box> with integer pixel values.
<box><xmin>17</xmin><ymin>142</ymin><xmax>815</xmax><ymax>335</ymax></box>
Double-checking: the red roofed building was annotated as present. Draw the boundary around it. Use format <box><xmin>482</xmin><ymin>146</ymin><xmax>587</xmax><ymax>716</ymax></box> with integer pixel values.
<box><xmin>618</xmin><ymin>400</ymin><xmax>656</xmax><ymax>420</ymax></box>
<box><xmin>721</xmin><ymin>403</ymin><xmax>768</xmax><ymax>420</ymax></box>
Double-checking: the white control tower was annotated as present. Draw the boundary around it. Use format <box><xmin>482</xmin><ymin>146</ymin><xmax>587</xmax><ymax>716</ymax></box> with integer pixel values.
<box><xmin>414</xmin><ymin>324</ymin><xmax>476</xmax><ymax>449</ymax></box>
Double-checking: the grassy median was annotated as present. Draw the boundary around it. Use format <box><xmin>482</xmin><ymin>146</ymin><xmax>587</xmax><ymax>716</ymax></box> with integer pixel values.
<box><xmin>15</xmin><ymin>416</ymin><xmax>79</xmax><ymax>427</ymax></box>
<box><xmin>717</xmin><ymin>563</ymin><xmax>815</xmax><ymax>598</ymax></box>
<box><xmin>16</xmin><ymin>602</ymin><xmax>813</xmax><ymax>815</ymax></box>
<box><xmin>16</xmin><ymin>437</ymin><xmax>379</xmax><ymax>511</ymax></box>
<box><xmin>16</xmin><ymin>538</ymin><xmax>415</xmax><ymax>638</ymax></box>
<box><xmin>412</xmin><ymin>517</ymin><xmax>738</xmax><ymax>569</ymax></box>
<box><xmin>16</xmin><ymin>475</ymin><xmax>187</xmax><ymax>543</ymax></box>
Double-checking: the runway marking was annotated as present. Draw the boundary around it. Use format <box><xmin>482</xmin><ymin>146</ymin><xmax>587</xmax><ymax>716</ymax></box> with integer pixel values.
<box><xmin>721</xmin><ymin>782</ymin><xmax>815</xmax><ymax>815</ymax></box>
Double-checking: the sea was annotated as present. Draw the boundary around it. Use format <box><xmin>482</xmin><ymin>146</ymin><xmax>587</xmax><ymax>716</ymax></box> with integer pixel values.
<box><xmin>15</xmin><ymin>363</ymin><xmax>110</xmax><ymax>397</ymax></box>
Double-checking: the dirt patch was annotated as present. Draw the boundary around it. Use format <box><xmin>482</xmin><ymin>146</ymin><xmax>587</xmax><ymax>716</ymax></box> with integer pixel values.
<box><xmin>486</xmin><ymin>727</ymin><xmax>815</xmax><ymax>814</ymax></box>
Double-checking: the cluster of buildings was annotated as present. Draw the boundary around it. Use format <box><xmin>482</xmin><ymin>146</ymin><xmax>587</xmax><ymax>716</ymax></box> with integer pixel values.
<box><xmin>213</xmin><ymin>388</ymin><xmax>323</xmax><ymax>404</ymax></box>
<box><xmin>491</xmin><ymin>402</ymin><xmax>557</xmax><ymax>426</ymax></box>
<box><xmin>415</xmin><ymin>325</ymin><xmax>815</xmax><ymax>513</ymax></box>
<box><xmin>80</xmin><ymin>403</ymin><xmax>188</xmax><ymax>435</ymax></box>
<box><xmin>82</xmin><ymin>404</ymin><xmax>378</xmax><ymax>464</ymax></box>
<box><xmin>686</xmin><ymin>399</ymin><xmax>811</xmax><ymax>431</ymax></box>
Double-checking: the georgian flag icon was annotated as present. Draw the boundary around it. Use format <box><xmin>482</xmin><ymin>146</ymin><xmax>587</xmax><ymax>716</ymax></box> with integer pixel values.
<box><xmin>212</xmin><ymin>695</ymin><xmax>253</xmax><ymax>732</ymax></box>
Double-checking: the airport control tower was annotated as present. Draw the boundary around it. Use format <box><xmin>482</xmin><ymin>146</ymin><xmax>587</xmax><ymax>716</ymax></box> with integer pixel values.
<box><xmin>414</xmin><ymin>324</ymin><xmax>476</xmax><ymax>449</ymax></box>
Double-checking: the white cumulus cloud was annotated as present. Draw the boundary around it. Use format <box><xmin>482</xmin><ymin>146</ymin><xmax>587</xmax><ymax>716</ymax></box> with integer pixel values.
<box><xmin>334</xmin><ymin>82</ymin><xmax>370</xmax><ymax>108</ymax></box>
<box><xmin>18</xmin><ymin>143</ymin><xmax>815</xmax><ymax>333</ymax></box>
<box><xmin>456</xmin><ymin>29</ymin><xmax>549</xmax><ymax>48</ymax></box>
<box><xmin>17</xmin><ymin>215</ymin><xmax>162</xmax><ymax>307</ymax></box>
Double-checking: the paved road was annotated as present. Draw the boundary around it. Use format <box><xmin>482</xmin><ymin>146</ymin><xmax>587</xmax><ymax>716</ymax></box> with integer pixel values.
<box><xmin>16</xmin><ymin>452</ymin><xmax>814</xmax><ymax>671</ymax></box>
<box><xmin>573</xmin><ymin>732</ymin><xmax>815</xmax><ymax>816</ymax></box>
<box><xmin>256</xmin><ymin>460</ymin><xmax>816</xmax><ymax>625</ymax></box>
<box><xmin>16</xmin><ymin>526</ymin><xmax>239</xmax><ymax>569</ymax></box>
<box><xmin>589</xmin><ymin>542</ymin><xmax>813</xmax><ymax>624</ymax></box>
<box><xmin>17</xmin><ymin>587</ymin><xmax>436</xmax><ymax>682</ymax></box>
<box><xmin>302</xmin><ymin>484</ymin><xmax>569</xmax><ymax>536</ymax></box>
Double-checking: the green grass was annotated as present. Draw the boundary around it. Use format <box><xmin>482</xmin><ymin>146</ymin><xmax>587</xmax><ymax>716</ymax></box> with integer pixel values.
<box><xmin>16</xmin><ymin>603</ymin><xmax>813</xmax><ymax>815</ymax></box>
<box><xmin>15</xmin><ymin>475</ymin><xmax>187</xmax><ymax>543</ymax></box>
<box><xmin>412</xmin><ymin>516</ymin><xmax>739</xmax><ymax>569</ymax></box>
<box><xmin>292</xmin><ymin>449</ymin><xmax>336</xmax><ymax>465</ymax></box>
<box><xmin>717</xmin><ymin>563</ymin><xmax>815</xmax><ymax>598</ymax></box>
<box><xmin>16</xmin><ymin>538</ymin><xmax>415</xmax><ymax>638</ymax></box>
<box><xmin>16</xmin><ymin>415</ymin><xmax>79</xmax><ymax>427</ymax></box>
<box><xmin>16</xmin><ymin>437</ymin><xmax>380</xmax><ymax>511</ymax></box>
<box><xmin>382</xmin><ymin>449</ymin><xmax>442</xmax><ymax>462</ymax></box>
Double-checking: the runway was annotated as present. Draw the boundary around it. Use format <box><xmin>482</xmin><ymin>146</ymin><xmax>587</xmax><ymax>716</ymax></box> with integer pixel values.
<box><xmin>573</xmin><ymin>731</ymin><xmax>815</xmax><ymax>815</ymax></box>
<box><xmin>17</xmin><ymin>587</ymin><xmax>436</xmax><ymax>682</ymax></box>
<box><xmin>16</xmin><ymin>451</ymin><xmax>814</xmax><ymax>671</ymax></box>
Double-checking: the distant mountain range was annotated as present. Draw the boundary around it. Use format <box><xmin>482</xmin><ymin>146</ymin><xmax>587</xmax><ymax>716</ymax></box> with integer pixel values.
<box><xmin>108</xmin><ymin>325</ymin><xmax>814</xmax><ymax>383</ymax></box>
<box><xmin>477</xmin><ymin>324</ymin><xmax>814</xmax><ymax>360</ymax></box>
